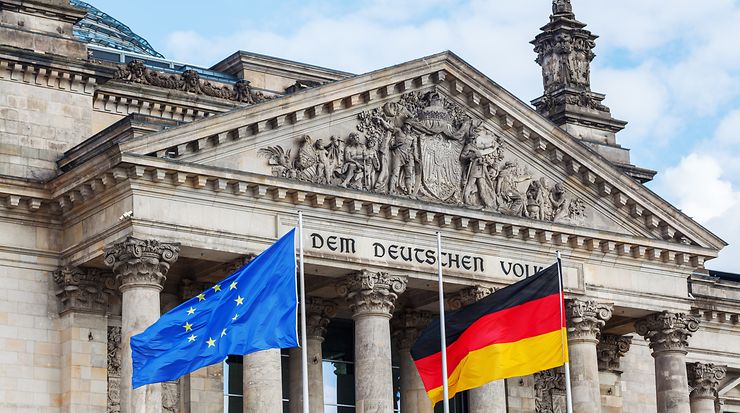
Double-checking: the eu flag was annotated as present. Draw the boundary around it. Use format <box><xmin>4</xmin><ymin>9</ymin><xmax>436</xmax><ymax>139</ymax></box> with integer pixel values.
<box><xmin>131</xmin><ymin>229</ymin><xmax>299</xmax><ymax>388</ymax></box>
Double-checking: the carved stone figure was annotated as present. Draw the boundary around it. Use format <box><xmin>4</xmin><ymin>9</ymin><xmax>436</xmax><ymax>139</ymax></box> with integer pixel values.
<box><xmin>552</xmin><ymin>0</ymin><xmax>573</xmax><ymax>15</ymax></box>
<box><xmin>340</xmin><ymin>132</ymin><xmax>366</xmax><ymax>189</ymax></box>
<box><xmin>389</xmin><ymin>124</ymin><xmax>418</xmax><ymax>195</ymax></box>
<box><xmin>295</xmin><ymin>134</ymin><xmax>319</xmax><ymax>182</ymax></box>
<box><xmin>535</xmin><ymin>367</ymin><xmax>566</xmax><ymax>413</ymax></box>
<box><xmin>258</xmin><ymin>145</ymin><xmax>294</xmax><ymax>178</ymax></box>
<box><xmin>496</xmin><ymin>161</ymin><xmax>530</xmax><ymax>216</ymax></box>
<box><xmin>161</xmin><ymin>379</ymin><xmax>180</xmax><ymax>413</ymax></box>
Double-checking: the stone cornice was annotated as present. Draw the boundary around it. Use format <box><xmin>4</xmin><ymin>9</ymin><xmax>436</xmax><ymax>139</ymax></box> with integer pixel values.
<box><xmin>104</xmin><ymin>52</ymin><xmax>724</xmax><ymax>252</ymax></box>
<box><xmin>46</xmin><ymin>152</ymin><xmax>720</xmax><ymax>269</ymax></box>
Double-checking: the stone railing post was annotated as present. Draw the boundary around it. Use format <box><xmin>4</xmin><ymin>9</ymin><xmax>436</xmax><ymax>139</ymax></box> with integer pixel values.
<box><xmin>393</xmin><ymin>309</ymin><xmax>433</xmax><ymax>413</ymax></box>
<box><xmin>104</xmin><ymin>237</ymin><xmax>180</xmax><ymax>413</ymax></box>
<box><xmin>566</xmin><ymin>298</ymin><xmax>613</xmax><ymax>413</ymax></box>
<box><xmin>337</xmin><ymin>270</ymin><xmax>407</xmax><ymax>412</ymax></box>
<box><xmin>635</xmin><ymin>311</ymin><xmax>700</xmax><ymax>413</ymax></box>
<box><xmin>687</xmin><ymin>362</ymin><xmax>726</xmax><ymax>413</ymax></box>
<box><xmin>289</xmin><ymin>296</ymin><xmax>337</xmax><ymax>413</ymax></box>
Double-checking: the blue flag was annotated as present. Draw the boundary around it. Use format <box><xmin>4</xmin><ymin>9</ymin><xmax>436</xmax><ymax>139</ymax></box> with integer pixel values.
<box><xmin>131</xmin><ymin>229</ymin><xmax>299</xmax><ymax>388</ymax></box>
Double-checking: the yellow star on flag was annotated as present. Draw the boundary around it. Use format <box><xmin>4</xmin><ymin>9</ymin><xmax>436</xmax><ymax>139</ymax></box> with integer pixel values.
<box><xmin>196</xmin><ymin>293</ymin><xmax>206</xmax><ymax>301</ymax></box>
<box><xmin>235</xmin><ymin>295</ymin><xmax>244</xmax><ymax>305</ymax></box>
<box><xmin>183</xmin><ymin>322</ymin><xmax>193</xmax><ymax>332</ymax></box>
<box><xmin>186</xmin><ymin>307</ymin><xmax>195</xmax><ymax>315</ymax></box>
<box><xmin>207</xmin><ymin>337</ymin><xmax>216</xmax><ymax>347</ymax></box>
<box><xmin>187</xmin><ymin>334</ymin><xmax>197</xmax><ymax>343</ymax></box>
<box><xmin>213</xmin><ymin>284</ymin><xmax>221</xmax><ymax>292</ymax></box>
<box><xmin>229</xmin><ymin>281</ymin><xmax>238</xmax><ymax>290</ymax></box>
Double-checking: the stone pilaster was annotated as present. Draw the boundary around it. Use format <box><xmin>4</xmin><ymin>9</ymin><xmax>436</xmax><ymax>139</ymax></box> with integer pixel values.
<box><xmin>687</xmin><ymin>362</ymin><xmax>726</xmax><ymax>413</ymax></box>
<box><xmin>535</xmin><ymin>367</ymin><xmax>567</xmax><ymax>413</ymax></box>
<box><xmin>448</xmin><ymin>285</ymin><xmax>506</xmax><ymax>413</ymax></box>
<box><xmin>566</xmin><ymin>298</ymin><xmax>613</xmax><ymax>413</ymax></box>
<box><xmin>337</xmin><ymin>270</ymin><xmax>407</xmax><ymax>412</ymax></box>
<box><xmin>53</xmin><ymin>266</ymin><xmax>113</xmax><ymax>413</ymax></box>
<box><xmin>635</xmin><ymin>311</ymin><xmax>700</xmax><ymax>413</ymax></box>
<box><xmin>289</xmin><ymin>296</ymin><xmax>337</xmax><ymax>413</ymax></box>
<box><xmin>392</xmin><ymin>309</ymin><xmax>433</xmax><ymax>413</ymax></box>
<box><xmin>244</xmin><ymin>349</ymin><xmax>283</xmax><ymax>413</ymax></box>
<box><xmin>597</xmin><ymin>334</ymin><xmax>632</xmax><ymax>413</ymax></box>
<box><xmin>104</xmin><ymin>237</ymin><xmax>180</xmax><ymax>413</ymax></box>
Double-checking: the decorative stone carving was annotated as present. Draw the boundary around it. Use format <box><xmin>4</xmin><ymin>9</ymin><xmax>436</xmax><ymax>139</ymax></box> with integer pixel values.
<box><xmin>336</xmin><ymin>270</ymin><xmax>407</xmax><ymax>317</ymax></box>
<box><xmin>447</xmin><ymin>285</ymin><xmax>494</xmax><ymax>310</ymax></box>
<box><xmin>52</xmin><ymin>266</ymin><xmax>116</xmax><ymax>315</ymax></box>
<box><xmin>535</xmin><ymin>367</ymin><xmax>566</xmax><ymax>413</ymax></box>
<box><xmin>552</xmin><ymin>0</ymin><xmax>573</xmax><ymax>15</ymax></box>
<box><xmin>634</xmin><ymin>311</ymin><xmax>700</xmax><ymax>354</ymax></box>
<box><xmin>565</xmin><ymin>299</ymin><xmax>613</xmax><ymax>342</ymax></box>
<box><xmin>597</xmin><ymin>334</ymin><xmax>632</xmax><ymax>373</ymax></box>
<box><xmin>103</xmin><ymin>237</ymin><xmax>180</xmax><ymax>290</ymax></box>
<box><xmin>305</xmin><ymin>296</ymin><xmax>337</xmax><ymax>340</ymax></box>
<box><xmin>687</xmin><ymin>362</ymin><xmax>726</xmax><ymax>399</ymax></box>
<box><xmin>107</xmin><ymin>326</ymin><xmax>122</xmax><ymax>413</ymax></box>
<box><xmin>161</xmin><ymin>379</ymin><xmax>180</xmax><ymax>413</ymax></box>
<box><xmin>113</xmin><ymin>60</ymin><xmax>272</xmax><ymax>103</ymax></box>
<box><xmin>392</xmin><ymin>309</ymin><xmax>432</xmax><ymax>349</ymax></box>
<box><xmin>259</xmin><ymin>90</ymin><xmax>588</xmax><ymax>225</ymax></box>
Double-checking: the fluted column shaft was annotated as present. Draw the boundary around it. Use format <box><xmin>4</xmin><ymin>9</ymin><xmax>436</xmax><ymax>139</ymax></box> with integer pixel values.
<box><xmin>449</xmin><ymin>285</ymin><xmax>506</xmax><ymax>413</ymax></box>
<box><xmin>635</xmin><ymin>311</ymin><xmax>700</xmax><ymax>413</ymax></box>
<box><xmin>104</xmin><ymin>237</ymin><xmax>180</xmax><ymax>413</ymax></box>
<box><xmin>289</xmin><ymin>297</ymin><xmax>336</xmax><ymax>413</ymax></box>
<box><xmin>244</xmin><ymin>349</ymin><xmax>283</xmax><ymax>412</ymax></box>
<box><xmin>687</xmin><ymin>362</ymin><xmax>726</xmax><ymax>413</ymax></box>
<box><xmin>337</xmin><ymin>270</ymin><xmax>407</xmax><ymax>412</ymax></box>
<box><xmin>393</xmin><ymin>309</ymin><xmax>433</xmax><ymax>413</ymax></box>
<box><xmin>566</xmin><ymin>299</ymin><xmax>613</xmax><ymax>413</ymax></box>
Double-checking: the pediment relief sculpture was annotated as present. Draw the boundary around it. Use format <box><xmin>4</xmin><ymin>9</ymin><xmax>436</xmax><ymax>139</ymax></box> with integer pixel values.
<box><xmin>259</xmin><ymin>90</ymin><xmax>587</xmax><ymax>225</ymax></box>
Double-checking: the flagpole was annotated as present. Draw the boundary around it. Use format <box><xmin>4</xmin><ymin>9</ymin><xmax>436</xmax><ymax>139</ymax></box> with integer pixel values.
<box><xmin>297</xmin><ymin>211</ymin><xmax>310</xmax><ymax>413</ymax></box>
<box><xmin>436</xmin><ymin>231</ymin><xmax>450</xmax><ymax>413</ymax></box>
<box><xmin>556</xmin><ymin>250</ymin><xmax>574</xmax><ymax>413</ymax></box>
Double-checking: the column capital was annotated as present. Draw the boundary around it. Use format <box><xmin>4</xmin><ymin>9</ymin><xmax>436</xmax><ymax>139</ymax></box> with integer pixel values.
<box><xmin>336</xmin><ymin>270</ymin><xmax>407</xmax><ymax>318</ymax></box>
<box><xmin>447</xmin><ymin>285</ymin><xmax>494</xmax><ymax>310</ymax></box>
<box><xmin>52</xmin><ymin>266</ymin><xmax>116</xmax><ymax>315</ymax></box>
<box><xmin>305</xmin><ymin>296</ymin><xmax>337</xmax><ymax>341</ymax></box>
<box><xmin>392</xmin><ymin>309</ymin><xmax>433</xmax><ymax>349</ymax></box>
<box><xmin>566</xmin><ymin>298</ymin><xmax>613</xmax><ymax>343</ymax></box>
<box><xmin>597</xmin><ymin>334</ymin><xmax>632</xmax><ymax>374</ymax></box>
<box><xmin>687</xmin><ymin>362</ymin><xmax>726</xmax><ymax>400</ymax></box>
<box><xmin>634</xmin><ymin>311</ymin><xmax>700</xmax><ymax>355</ymax></box>
<box><xmin>104</xmin><ymin>237</ymin><xmax>180</xmax><ymax>291</ymax></box>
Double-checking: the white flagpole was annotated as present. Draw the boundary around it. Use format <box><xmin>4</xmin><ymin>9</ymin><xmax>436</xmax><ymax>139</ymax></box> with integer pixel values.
<box><xmin>297</xmin><ymin>211</ymin><xmax>310</xmax><ymax>412</ymax></box>
<box><xmin>436</xmin><ymin>232</ymin><xmax>450</xmax><ymax>413</ymax></box>
<box><xmin>556</xmin><ymin>250</ymin><xmax>574</xmax><ymax>413</ymax></box>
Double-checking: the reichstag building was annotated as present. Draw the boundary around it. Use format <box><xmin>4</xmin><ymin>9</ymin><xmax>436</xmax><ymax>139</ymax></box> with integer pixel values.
<box><xmin>0</xmin><ymin>0</ymin><xmax>738</xmax><ymax>412</ymax></box>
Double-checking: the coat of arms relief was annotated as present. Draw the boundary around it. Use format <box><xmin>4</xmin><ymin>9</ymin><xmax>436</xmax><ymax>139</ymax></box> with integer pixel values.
<box><xmin>259</xmin><ymin>90</ymin><xmax>587</xmax><ymax>225</ymax></box>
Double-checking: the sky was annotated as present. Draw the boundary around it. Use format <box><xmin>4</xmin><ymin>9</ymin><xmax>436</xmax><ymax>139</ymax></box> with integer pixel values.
<box><xmin>87</xmin><ymin>0</ymin><xmax>740</xmax><ymax>272</ymax></box>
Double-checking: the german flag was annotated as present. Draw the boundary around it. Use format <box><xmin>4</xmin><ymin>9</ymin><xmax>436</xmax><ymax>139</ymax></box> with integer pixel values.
<box><xmin>410</xmin><ymin>264</ymin><xmax>567</xmax><ymax>404</ymax></box>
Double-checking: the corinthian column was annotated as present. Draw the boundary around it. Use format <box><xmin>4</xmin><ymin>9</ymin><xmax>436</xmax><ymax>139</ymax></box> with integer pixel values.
<box><xmin>635</xmin><ymin>311</ymin><xmax>700</xmax><ymax>413</ymax></box>
<box><xmin>104</xmin><ymin>237</ymin><xmax>180</xmax><ymax>413</ymax></box>
<box><xmin>336</xmin><ymin>270</ymin><xmax>407</xmax><ymax>412</ymax></box>
<box><xmin>597</xmin><ymin>334</ymin><xmax>632</xmax><ymax>413</ymax></box>
<box><xmin>393</xmin><ymin>309</ymin><xmax>433</xmax><ymax>413</ymax></box>
<box><xmin>687</xmin><ymin>362</ymin><xmax>726</xmax><ymax>413</ymax></box>
<box><xmin>566</xmin><ymin>298</ymin><xmax>613</xmax><ymax>413</ymax></box>
<box><xmin>289</xmin><ymin>296</ymin><xmax>337</xmax><ymax>413</ymax></box>
<box><xmin>448</xmin><ymin>285</ymin><xmax>507</xmax><ymax>413</ymax></box>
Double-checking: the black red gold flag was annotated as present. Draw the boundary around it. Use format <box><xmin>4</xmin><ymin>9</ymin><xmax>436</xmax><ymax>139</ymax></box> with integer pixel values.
<box><xmin>411</xmin><ymin>264</ymin><xmax>568</xmax><ymax>404</ymax></box>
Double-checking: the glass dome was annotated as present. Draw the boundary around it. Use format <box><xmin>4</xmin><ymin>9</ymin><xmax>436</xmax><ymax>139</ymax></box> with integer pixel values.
<box><xmin>70</xmin><ymin>0</ymin><xmax>164</xmax><ymax>58</ymax></box>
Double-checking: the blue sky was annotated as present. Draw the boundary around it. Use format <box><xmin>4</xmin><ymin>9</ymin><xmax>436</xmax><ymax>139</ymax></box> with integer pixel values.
<box><xmin>88</xmin><ymin>0</ymin><xmax>740</xmax><ymax>271</ymax></box>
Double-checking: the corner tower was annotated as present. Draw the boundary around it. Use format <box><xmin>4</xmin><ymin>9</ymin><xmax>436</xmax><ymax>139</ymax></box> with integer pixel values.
<box><xmin>531</xmin><ymin>0</ymin><xmax>655</xmax><ymax>182</ymax></box>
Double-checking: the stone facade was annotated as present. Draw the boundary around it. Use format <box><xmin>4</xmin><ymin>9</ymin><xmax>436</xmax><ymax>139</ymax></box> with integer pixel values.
<box><xmin>0</xmin><ymin>1</ymin><xmax>739</xmax><ymax>413</ymax></box>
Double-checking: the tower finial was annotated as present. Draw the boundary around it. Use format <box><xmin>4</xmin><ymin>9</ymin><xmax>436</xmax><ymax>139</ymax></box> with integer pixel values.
<box><xmin>552</xmin><ymin>0</ymin><xmax>574</xmax><ymax>17</ymax></box>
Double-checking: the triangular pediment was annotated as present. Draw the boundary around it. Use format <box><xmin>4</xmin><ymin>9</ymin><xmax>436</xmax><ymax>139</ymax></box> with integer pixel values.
<box><xmin>115</xmin><ymin>52</ymin><xmax>725</xmax><ymax>253</ymax></box>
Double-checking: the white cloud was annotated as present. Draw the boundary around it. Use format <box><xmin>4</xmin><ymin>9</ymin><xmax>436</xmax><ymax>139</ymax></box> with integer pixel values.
<box><xmin>714</xmin><ymin>109</ymin><xmax>740</xmax><ymax>146</ymax></box>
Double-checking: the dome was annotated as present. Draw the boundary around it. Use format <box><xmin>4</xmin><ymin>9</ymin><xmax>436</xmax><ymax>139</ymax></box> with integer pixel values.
<box><xmin>70</xmin><ymin>0</ymin><xmax>164</xmax><ymax>58</ymax></box>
